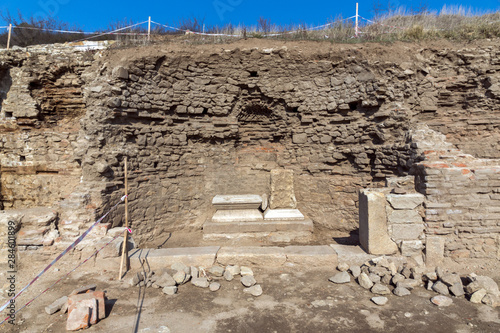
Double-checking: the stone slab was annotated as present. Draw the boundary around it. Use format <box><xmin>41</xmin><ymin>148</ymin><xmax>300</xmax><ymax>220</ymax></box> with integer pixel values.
<box><xmin>270</xmin><ymin>169</ymin><xmax>297</xmax><ymax>209</ymax></box>
<box><xmin>212</xmin><ymin>194</ymin><xmax>263</xmax><ymax>210</ymax></box>
<box><xmin>212</xmin><ymin>209</ymin><xmax>263</xmax><ymax>223</ymax></box>
<box><xmin>391</xmin><ymin>224</ymin><xmax>425</xmax><ymax>240</ymax></box>
<box><xmin>217</xmin><ymin>246</ymin><xmax>287</xmax><ymax>267</ymax></box>
<box><xmin>203</xmin><ymin>231</ymin><xmax>313</xmax><ymax>243</ymax></box>
<box><xmin>426</xmin><ymin>236</ymin><xmax>445</xmax><ymax>268</ymax></box>
<box><xmin>388</xmin><ymin>210</ymin><xmax>423</xmax><ymax>224</ymax></box>
<box><xmin>284</xmin><ymin>245</ymin><xmax>338</xmax><ymax>268</ymax></box>
<box><xmin>329</xmin><ymin>244</ymin><xmax>377</xmax><ymax>265</ymax></box>
<box><xmin>264</xmin><ymin>209</ymin><xmax>305</xmax><ymax>221</ymax></box>
<box><xmin>129</xmin><ymin>246</ymin><xmax>220</xmax><ymax>270</ymax></box>
<box><xmin>359</xmin><ymin>190</ymin><xmax>398</xmax><ymax>255</ymax></box>
<box><xmin>203</xmin><ymin>219</ymin><xmax>313</xmax><ymax>234</ymax></box>
<box><xmin>386</xmin><ymin>193</ymin><xmax>425</xmax><ymax>210</ymax></box>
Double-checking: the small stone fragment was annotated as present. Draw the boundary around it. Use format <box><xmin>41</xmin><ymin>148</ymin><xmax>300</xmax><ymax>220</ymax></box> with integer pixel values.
<box><xmin>45</xmin><ymin>296</ymin><xmax>68</xmax><ymax>315</ymax></box>
<box><xmin>470</xmin><ymin>289</ymin><xmax>487</xmax><ymax>304</ymax></box>
<box><xmin>162</xmin><ymin>286</ymin><xmax>178</xmax><ymax>295</ymax></box>
<box><xmin>173</xmin><ymin>271</ymin><xmax>186</xmax><ymax>285</ymax></box>
<box><xmin>329</xmin><ymin>271</ymin><xmax>351</xmax><ymax>284</ymax></box>
<box><xmin>191</xmin><ymin>277</ymin><xmax>210</xmax><ymax>288</ymax></box>
<box><xmin>244</xmin><ymin>285</ymin><xmax>263</xmax><ymax>297</ymax></box>
<box><xmin>482</xmin><ymin>294</ymin><xmax>500</xmax><ymax>307</ymax></box>
<box><xmin>190</xmin><ymin>266</ymin><xmax>199</xmax><ymax>279</ymax></box>
<box><xmin>432</xmin><ymin>281</ymin><xmax>450</xmax><ymax>296</ymax></box>
<box><xmin>441</xmin><ymin>274</ymin><xmax>462</xmax><ymax>287</ymax></box>
<box><xmin>393</xmin><ymin>287</ymin><xmax>411</xmax><ymax>297</ymax></box>
<box><xmin>171</xmin><ymin>262</ymin><xmax>190</xmax><ymax>274</ymax></box>
<box><xmin>431</xmin><ymin>295</ymin><xmax>453</xmax><ymax>307</ymax></box>
<box><xmin>381</xmin><ymin>274</ymin><xmax>392</xmax><ymax>285</ymax></box>
<box><xmin>368</xmin><ymin>273</ymin><xmax>381</xmax><ymax>284</ymax></box>
<box><xmin>392</xmin><ymin>273</ymin><xmax>405</xmax><ymax>285</ymax></box>
<box><xmin>208</xmin><ymin>266</ymin><xmax>225</xmax><ymax>277</ymax></box>
<box><xmin>424</xmin><ymin>272</ymin><xmax>438</xmax><ymax>281</ymax></box>
<box><xmin>241</xmin><ymin>275</ymin><xmax>257</xmax><ymax>287</ymax></box>
<box><xmin>210</xmin><ymin>282</ymin><xmax>221</xmax><ymax>292</ymax></box>
<box><xmin>371</xmin><ymin>283</ymin><xmax>391</xmax><ymax>295</ymax></box>
<box><xmin>401</xmin><ymin>267</ymin><xmax>412</xmax><ymax>279</ymax></box>
<box><xmin>240</xmin><ymin>266</ymin><xmax>254</xmax><ymax>276</ymax></box>
<box><xmin>226</xmin><ymin>265</ymin><xmax>241</xmax><ymax>276</ymax></box>
<box><xmin>224</xmin><ymin>270</ymin><xmax>234</xmax><ymax>281</ymax></box>
<box><xmin>449</xmin><ymin>282</ymin><xmax>465</xmax><ymax>297</ymax></box>
<box><xmin>337</xmin><ymin>263</ymin><xmax>350</xmax><ymax>272</ymax></box>
<box><xmin>397</xmin><ymin>279</ymin><xmax>421</xmax><ymax>290</ymax></box>
<box><xmin>349</xmin><ymin>265</ymin><xmax>361</xmax><ymax>278</ymax></box>
<box><xmin>371</xmin><ymin>296</ymin><xmax>388</xmax><ymax>305</ymax></box>
<box><xmin>358</xmin><ymin>273</ymin><xmax>374</xmax><ymax>289</ymax></box>
<box><xmin>155</xmin><ymin>273</ymin><xmax>176</xmax><ymax>288</ymax></box>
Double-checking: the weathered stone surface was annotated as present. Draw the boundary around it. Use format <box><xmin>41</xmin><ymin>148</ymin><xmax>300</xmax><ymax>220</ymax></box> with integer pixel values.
<box><xmin>212</xmin><ymin>195</ymin><xmax>262</xmax><ymax>210</ymax></box>
<box><xmin>270</xmin><ymin>169</ymin><xmax>297</xmax><ymax>209</ymax></box>
<box><xmin>191</xmin><ymin>277</ymin><xmax>210</xmax><ymax>288</ymax></box>
<box><xmin>482</xmin><ymin>294</ymin><xmax>500</xmax><ymax>307</ymax></box>
<box><xmin>66</xmin><ymin>301</ymin><xmax>91</xmax><ymax>331</ymax></box>
<box><xmin>243</xmin><ymin>285</ymin><xmax>263</xmax><ymax>297</ymax></box>
<box><xmin>470</xmin><ymin>289</ymin><xmax>487</xmax><ymax>303</ymax></box>
<box><xmin>208</xmin><ymin>266</ymin><xmax>225</xmax><ymax>277</ymax></box>
<box><xmin>432</xmin><ymin>281</ymin><xmax>450</xmax><ymax>296</ymax></box>
<box><xmin>441</xmin><ymin>274</ymin><xmax>462</xmax><ymax>287</ymax></box>
<box><xmin>391</xmin><ymin>224</ymin><xmax>424</xmax><ymax>240</ymax></box>
<box><xmin>400</xmin><ymin>240</ymin><xmax>423</xmax><ymax>257</ymax></box>
<box><xmin>393</xmin><ymin>287</ymin><xmax>411</xmax><ymax>297</ymax></box>
<box><xmin>337</xmin><ymin>263</ymin><xmax>350</xmax><ymax>272</ymax></box>
<box><xmin>264</xmin><ymin>209</ymin><xmax>305</xmax><ymax>221</ymax></box>
<box><xmin>226</xmin><ymin>265</ymin><xmax>241</xmax><ymax>276</ymax></box>
<box><xmin>388</xmin><ymin>210</ymin><xmax>423</xmax><ymax>224</ymax></box>
<box><xmin>349</xmin><ymin>265</ymin><xmax>361</xmax><ymax>278</ymax></box>
<box><xmin>154</xmin><ymin>273</ymin><xmax>176</xmax><ymax>288</ymax></box>
<box><xmin>329</xmin><ymin>271</ymin><xmax>351</xmax><ymax>284</ymax></box>
<box><xmin>212</xmin><ymin>209</ymin><xmax>263</xmax><ymax>223</ymax></box>
<box><xmin>284</xmin><ymin>245</ymin><xmax>338</xmax><ymax>268</ymax></box>
<box><xmin>371</xmin><ymin>283</ymin><xmax>391</xmax><ymax>295</ymax></box>
<box><xmin>129</xmin><ymin>247</ymin><xmax>219</xmax><ymax>270</ymax></box>
<box><xmin>425</xmin><ymin>236</ymin><xmax>445</xmax><ymax>268</ymax></box>
<box><xmin>67</xmin><ymin>291</ymin><xmax>105</xmax><ymax>321</ymax></box>
<box><xmin>162</xmin><ymin>286</ymin><xmax>178</xmax><ymax>295</ymax></box>
<box><xmin>397</xmin><ymin>279</ymin><xmax>421</xmax><ymax>290</ymax></box>
<box><xmin>359</xmin><ymin>190</ymin><xmax>398</xmax><ymax>255</ymax></box>
<box><xmin>240</xmin><ymin>266</ymin><xmax>254</xmax><ymax>276</ymax></box>
<box><xmin>173</xmin><ymin>270</ymin><xmax>187</xmax><ymax>284</ymax></box>
<box><xmin>209</xmin><ymin>282</ymin><xmax>221</xmax><ymax>292</ymax></box>
<box><xmin>217</xmin><ymin>247</ymin><xmax>287</xmax><ymax>267</ymax></box>
<box><xmin>431</xmin><ymin>295</ymin><xmax>453</xmax><ymax>307</ymax></box>
<box><xmin>449</xmin><ymin>283</ymin><xmax>465</xmax><ymax>297</ymax></box>
<box><xmin>466</xmin><ymin>276</ymin><xmax>500</xmax><ymax>296</ymax></box>
<box><xmin>386</xmin><ymin>193</ymin><xmax>425</xmax><ymax>210</ymax></box>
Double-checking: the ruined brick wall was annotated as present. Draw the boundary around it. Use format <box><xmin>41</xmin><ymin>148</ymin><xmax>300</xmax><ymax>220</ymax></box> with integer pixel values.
<box><xmin>0</xmin><ymin>41</ymin><xmax>500</xmax><ymax>248</ymax></box>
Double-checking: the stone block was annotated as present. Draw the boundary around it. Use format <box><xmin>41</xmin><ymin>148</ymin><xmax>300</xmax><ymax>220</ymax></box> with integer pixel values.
<box><xmin>68</xmin><ymin>291</ymin><xmax>105</xmax><ymax>320</ymax></box>
<box><xmin>217</xmin><ymin>246</ymin><xmax>287</xmax><ymax>267</ymax></box>
<box><xmin>391</xmin><ymin>224</ymin><xmax>424</xmax><ymax>240</ymax></box>
<box><xmin>284</xmin><ymin>245</ymin><xmax>338</xmax><ymax>268</ymax></box>
<box><xmin>112</xmin><ymin>66</ymin><xmax>129</xmax><ymax>79</ymax></box>
<box><xmin>45</xmin><ymin>296</ymin><xmax>68</xmax><ymax>315</ymax></box>
<box><xmin>359</xmin><ymin>190</ymin><xmax>398</xmax><ymax>255</ymax></box>
<box><xmin>212</xmin><ymin>194</ymin><xmax>262</xmax><ymax>210</ymax></box>
<box><xmin>129</xmin><ymin>246</ymin><xmax>219</xmax><ymax>270</ymax></box>
<box><xmin>386</xmin><ymin>193</ymin><xmax>425</xmax><ymax>210</ymax></box>
<box><xmin>292</xmin><ymin>133</ymin><xmax>307</xmax><ymax>144</ymax></box>
<box><xmin>66</xmin><ymin>302</ymin><xmax>91</xmax><ymax>331</ymax></box>
<box><xmin>425</xmin><ymin>236</ymin><xmax>445</xmax><ymax>268</ymax></box>
<box><xmin>270</xmin><ymin>169</ymin><xmax>297</xmax><ymax>209</ymax></box>
<box><xmin>264</xmin><ymin>209</ymin><xmax>305</xmax><ymax>221</ymax></box>
<box><xmin>400</xmin><ymin>240</ymin><xmax>423</xmax><ymax>256</ymax></box>
<box><xmin>388</xmin><ymin>210</ymin><xmax>423</xmax><ymax>224</ymax></box>
<box><xmin>212</xmin><ymin>210</ymin><xmax>263</xmax><ymax>223</ymax></box>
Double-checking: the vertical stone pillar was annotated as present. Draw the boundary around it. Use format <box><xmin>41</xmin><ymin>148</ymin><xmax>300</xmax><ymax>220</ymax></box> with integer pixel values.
<box><xmin>359</xmin><ymin>189</ymin><xmax>398</xmax><ymax>255</ymax></box>
<box><xmin>270</xmin><ymin>169</ymin><xmax>297</xmax><ymax>209</ymax></box>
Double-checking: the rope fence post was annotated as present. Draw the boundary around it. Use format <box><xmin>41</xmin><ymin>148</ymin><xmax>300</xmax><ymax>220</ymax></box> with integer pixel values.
<box><xmin>7</xmin><ymin>24</ymin><xmax>12</xmax><ymax>50</ymax></box>
<box><xmin>355</xmin><ymin>3</ymin><xmax>359</xmax><ymax>37</ymax></box>
<box><xmin>119</xmin><ymin>157</ymin><xmax>130</xmax><ymax>280</ymax></box>
<box><xmin>148</xmin><ymin>16</ymin><xmax>151</xmax><ymax>42</ymax></box>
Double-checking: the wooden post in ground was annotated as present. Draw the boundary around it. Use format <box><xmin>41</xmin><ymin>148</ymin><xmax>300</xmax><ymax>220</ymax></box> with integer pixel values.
<box><xmin>7</xmin><ymin>24</ymin><xmax>12</xmax><ymax>50</ymax></box>
<box><xmin>119</xmin><ymin>157</ymin><xmax>129</xmax><ymax>280</ymax></box>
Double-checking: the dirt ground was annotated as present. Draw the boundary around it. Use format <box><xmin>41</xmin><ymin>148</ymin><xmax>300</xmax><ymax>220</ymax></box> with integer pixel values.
<box><xmin>1</xmin><ymin>229</ymin><xmax>499</xmax><ymax>333</ymax></box>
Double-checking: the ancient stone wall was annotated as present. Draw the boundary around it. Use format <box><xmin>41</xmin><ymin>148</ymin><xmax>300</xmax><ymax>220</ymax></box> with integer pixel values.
<box><xmin>0</xmin><ymin>40</ymin><xmax>499</xmax><ymax>250</ymax></box>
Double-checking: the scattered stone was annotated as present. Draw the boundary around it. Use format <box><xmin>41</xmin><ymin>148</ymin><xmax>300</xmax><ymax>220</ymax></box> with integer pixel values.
<box><xmin>482</xmin><ymin>294</ymin><xmax>500</xmax><ymax>307</ymax></box>
<box><xmin>191</xmin><ymin>277</ymin><xmax>210</xmax><ymax>288</ymax></box>
<box><xmin>210</xmin><ymin>282</ymin><xmax>221</xmax><ymax>292</ymax></box>
<box><xmin>130</xmin><ymin>272</ymin><xmax>144</xmax><ymax>286</ymax></box>
<box><xmin>392</xmin><ymin>273</ymin><xmax>405</xmax><ymax>285</ymax></box>
<box><xmin>162</xmin><ymin>286</ymin><xmax>178</xmax><ymax>295</ymax></box>
<box><xmin>368</xmin><ymin>273</ymin><xmax>381</xmax><ymax>284</ymax></box>
<box><xmin>432</xmin><ymin>281</ymin><xmax>450</xmax><ymax>296</ymax></box>
<box><xmin>66</xmin><ymin>301</ymin><xmax>91</xmax><ymax>331</ymax></box>
<box><xmin>371</xmin><ymin>296</ymin><xmax>388</xmax><ymax>305</ymax></box>
<box><xmin>371</xmin><ymin>283</ymin><xmax>391</xmax><ymax>295</ymax></box>
<box><xmin>224</xmin><ymin>270</ymin><xmax>234</xmax><ymax>281</ymax></box>
<box><xmin>427</xmin><ymin>280</ymin><xmax>434</xmax><ymax>291</ymax></box>
<box><xmin>243</xmin><ymin>285</ymin><xmax>263</xmax><ymax>297</ymax></box>
<box><xmin>208</xmin><ymin>266</ymin><xmax>225</xmax><ymax>277</ymax></box>
<box><xmin>241</xmin><ymin>275</ymin><xmax>257</xmax><ymax>287</ymax></box>
<box><xmin>435</xmin><ymin>267</ymin><xmax>446</xmax><ymax>280</ymax></box>
<box><xmin>424</xmin><ymin>272</ymin><xmax>438</xmax><ymax>281</ymax></box>
<box><xmin>441</xmin><ymin>274</ymin><xmax>462</xmax><ymax>287</ymax></box>
<box><xmin>190</xmin><ymin>266</ymin><xmax>199</xmax><ymax>279</ymax></box>
<box><xmin>369</xmin><ymin>266</ymin><xmax>388</xmax><ymax>277</ymax></box>
<box><xmin>226</xmin><ymin>265</ymin><xmax>241</xmax><ymax>276</ymax></box>
<box><xmin>45</xmin><ymin>296</ymin><xmax>68</xmax><ymax>315</ymax></box>
<box><xmin>381</xmin><ymin>274</ymin><xmax>392</xmax><ymax>285</ymax></box>
<box><xmin>466</xmin><ymin>276</ymin><xmax>500</xmax><ymax>296</ymax></box>
<box><xmin>337</xmin><ymin>263</ymin><xmax>350</xmax><ymax>272</ymax></box>
<box><xmin>155</xmin><ymin>273</ymin><xmax>176</xmax><ymax>288</ymax></box>
<box><xmin>329</xmin><ymin>271</ymin><xmax>351</xmax><ymax>284</ymax></box>
<box><xmin>449</xmin><ymin>283</ymin><xmax>465</xmax><ymax>297</ymax></box>
<box><xmin>470</xmin><ymin>289</ymin><xmax>487</xmax><ymax>304</ymax></box>
<box><xmin>358</xmin><ymin>273</ymin><xmax>374</xmax><ymax>289</ymax></box>
<box><xmin>173</xmin><ymin>271</ymin><xmax>186</xmax><ymax>285</ymax></box>
<box><xmin>387</xmin><ymin>262</ymin><xmax>398</xmax><ymax>275</ymax></box>
<box><xmin>67</xmin><ymin>291</ymin><xmax>105</xmax><ymax>321</ymax></box>
<box><xmin>393</xmin><ymin>287</ymin><xmax>411</xmax><ymax>297</ymax></box>
<box><xmin>349</xmin><ymin>265</ymin><xmax>361</xmax><ymax>278</ymax></box>
<box><xmin>401</xmin><ymin>267</ymin><xmax>412</xmax><ymax>279</ymax></box>
<box><xmin>431</xmin><ymin>295</ymin><xmax>453</xmax><ymax>307</ymax></box>
<box><xmin>397</xmin><ymin>279</ymin><xmax>421</xmax><ymax>290</ymax></box>
<box><xmin>171</xmin><ymin>263</ymin><xmax>190</xmax><ymax>274</ymax></box>
<box><xmin>240</xmin><ymin>266</ymin><xmax>253</xmax><ymax>276</ymax></box>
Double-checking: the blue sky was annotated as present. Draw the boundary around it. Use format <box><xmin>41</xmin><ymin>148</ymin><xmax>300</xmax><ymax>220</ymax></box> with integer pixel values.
<box><xmin>0</xmin><ymin>0</ymin><xmax>499</xmax><ymax>31</ymax></box>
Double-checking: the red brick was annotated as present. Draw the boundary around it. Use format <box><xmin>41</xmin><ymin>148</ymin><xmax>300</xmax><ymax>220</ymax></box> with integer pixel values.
<box><xmin>68</xmin><ymin>291</ymin><xmax>106</xmax><ymax>320</ymax></box>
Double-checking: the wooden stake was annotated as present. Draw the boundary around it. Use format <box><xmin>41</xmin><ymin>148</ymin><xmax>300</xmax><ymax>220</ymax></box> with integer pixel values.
<box><xmin>148</xmin><ymin>16</ymin><xmax>151</xmax><ymax>42</ymax></box>
<box><xmin>119</xmin><ymin>157</ymin><xmax>129</xmax><ymax>280</ymax></box>
<box><xmin>7</xmin><ymin>24</ymin><xmax>12</xmax><ymax>50</ymax></box>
